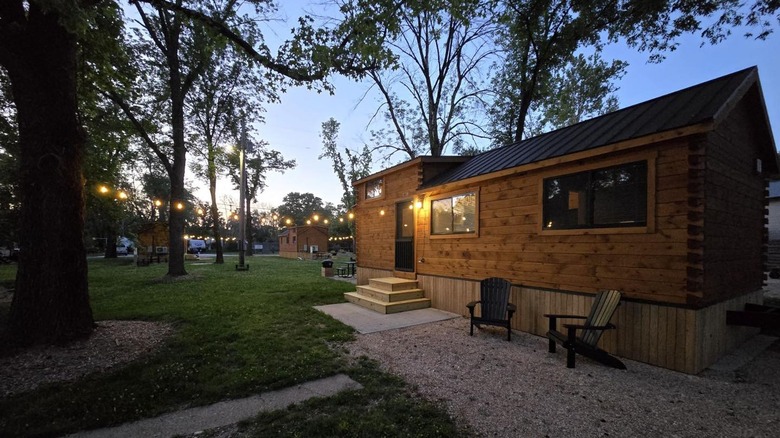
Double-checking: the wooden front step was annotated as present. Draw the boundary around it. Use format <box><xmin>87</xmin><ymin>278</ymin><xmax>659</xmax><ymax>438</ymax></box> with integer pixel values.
<box><xmin>344</xmin><ymin>277</ymin><xmax>430</xmax><ymax>314</ymax></box>
<box><xmin>344</xmin><ymin>292</ymin><xmax>430</xmax><ymax>314</ymax></box>
<box><xmin>368</xmin><ymin>277</ymin><xmax>419</xmax><ymax>291</ymax></box>
<box><xmin>357</xmin><ymin>285</ymin><xmax>424</xmax><ymax>302</ymax></box>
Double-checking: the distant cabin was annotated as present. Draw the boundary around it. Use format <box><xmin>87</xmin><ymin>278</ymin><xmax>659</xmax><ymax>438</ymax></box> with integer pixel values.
<box><xmin>278</xmin><ymin>225</ymin><xmax>329</xmax><ymax>258</ymax></box>
<box><xmin>352</xmin><ymin>67</ymin><xmax>778</xmax><ymax>374</ymax></box>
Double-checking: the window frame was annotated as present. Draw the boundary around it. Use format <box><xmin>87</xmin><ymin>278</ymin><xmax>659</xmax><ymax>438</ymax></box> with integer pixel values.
<box><xmin>365</xmin><ymin>178</ymin><xmax>384</xmax><ymax>200</ymax></box>
<box><xmin>538</xmin><ymin>154</ymin><xmax>656</xmax><ymax>235</ymax></box>
<box><xmin>429</xmin><ymin>189</ymin><xmax>480</xmax><ymax>239</ymax></box>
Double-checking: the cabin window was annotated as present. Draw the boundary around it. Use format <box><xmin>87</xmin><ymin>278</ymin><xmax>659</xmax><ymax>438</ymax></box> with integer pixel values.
<box><xmin>431</xmin><ymin>192</ymin><xmax>477</xmax><ymax>235</ymax></box>
<box><xmin>543</xmin><ymin>161</ymin><xmax>647</xmax><ymax>230</ymax></box>
<box><xmin>366</xmin><ymin>178</ymin><xmax>383</xmax><ymax>199</ymax></box>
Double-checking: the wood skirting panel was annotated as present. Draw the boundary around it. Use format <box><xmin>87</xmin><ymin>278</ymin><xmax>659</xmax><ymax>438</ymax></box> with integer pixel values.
<box><xmin>418</xmin><ymin>274</ymin><xmax>761</xmax><ymax>374</ymax></box>
<box><xmin>279</xmin><ymin>251</ymin><xmax>300</xmax><ymax>259</ymax></box>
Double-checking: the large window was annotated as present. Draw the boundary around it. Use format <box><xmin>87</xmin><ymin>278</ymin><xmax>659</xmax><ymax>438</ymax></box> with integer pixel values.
<box><xmin>543</xmin><ymin>161</ymin><xmax>647</xmax><ymax>230</ymax></box>
<box><xmin>432</xmin><ymin>192</ymin><xmax>477</xmax><ymax>235</ymax></box>
<box><xmin>366</xmin><ymin>178</ymin><xmax>383</xmax><ymax>199</ymax></box>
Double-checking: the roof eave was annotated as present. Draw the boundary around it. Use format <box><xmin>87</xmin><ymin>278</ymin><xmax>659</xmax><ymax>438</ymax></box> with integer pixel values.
<box><xmin>418</xmin><ymin>122</ymin><xmax>714</xmax><ymax>193</ymax></box>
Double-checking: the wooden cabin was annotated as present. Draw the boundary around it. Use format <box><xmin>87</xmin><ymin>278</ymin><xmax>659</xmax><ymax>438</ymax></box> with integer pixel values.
<box><xmin>136</xmin><ymin>222</ymin><xmax>171</xmax><ymax>264</ymax></box>
<box><xmin>351</xmin><ymin>67</ymin><xmax>778</xmax><ymax>374</ymax></box>
<box><xmin>278</xmin><ymin>225</ymin><xmax>329</xmax><ymax>259</ymax></box>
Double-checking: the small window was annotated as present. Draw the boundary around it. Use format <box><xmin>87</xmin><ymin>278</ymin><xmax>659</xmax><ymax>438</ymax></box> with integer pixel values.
<box><xmin>366</xmin><ymin>178</ymin><xmax>383</xmax><ymax>199</ymax></box>
<box><xmin>543</xmin><ymin>161</ymin><xmax>647</xmax><ymax>230</ymax></box>
<box><xmin>431</xmin><ymin>192</ymin><xmax>477</xmax><ymax>235</ymax></box>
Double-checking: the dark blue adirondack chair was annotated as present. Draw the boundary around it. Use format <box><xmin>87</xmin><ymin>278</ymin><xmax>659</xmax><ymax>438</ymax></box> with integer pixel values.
<box><xmin>466</xmin><ymin>277</ymin><xmax>516</xmax><ymax>341</ymax></box>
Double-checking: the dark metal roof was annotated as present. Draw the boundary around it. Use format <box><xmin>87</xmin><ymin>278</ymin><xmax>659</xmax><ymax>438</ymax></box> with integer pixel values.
<box><xmin>423</xmin><ymin>67</ymin><xmax>761</xmax><ymax>187</ymax></box>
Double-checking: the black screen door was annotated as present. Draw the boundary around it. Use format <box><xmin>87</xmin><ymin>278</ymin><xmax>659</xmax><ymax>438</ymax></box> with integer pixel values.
<box><xmin>395</xmin><ymin>201</ymin><xmax>415</xmax><ymax>271</ymax></box>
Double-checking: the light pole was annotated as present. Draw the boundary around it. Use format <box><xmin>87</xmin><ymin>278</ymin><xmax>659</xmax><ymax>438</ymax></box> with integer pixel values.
<box><xmin>236</xmin><ymin>123</ymin><xmax>249</xmax><ymax>271</ymax></box>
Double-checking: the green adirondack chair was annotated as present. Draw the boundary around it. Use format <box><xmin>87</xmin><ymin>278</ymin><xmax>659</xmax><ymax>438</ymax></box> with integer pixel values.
<box><xmin>544</xmin><ymin>289</ymin><xmax>626</xmax><ymax>369</ymax></box>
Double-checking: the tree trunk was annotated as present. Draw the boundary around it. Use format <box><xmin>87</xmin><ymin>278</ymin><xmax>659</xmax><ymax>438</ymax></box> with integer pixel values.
<box><xmin>3</xmin><ymin>7</ymin><xmax>93</xmax><ymax>346</ymax></box>
<box><xmin>165</xmin><ymin>21</ymin><xmax>188</xmax><ymax>277</ymax></box>
<box><xmin>166</xmin><ymin>92</ymin><xmax>188</xmax><ymax>276</ymax></box>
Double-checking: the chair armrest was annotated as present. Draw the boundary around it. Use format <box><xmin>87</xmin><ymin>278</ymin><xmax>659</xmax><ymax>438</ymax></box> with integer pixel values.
<box><xmin>562</xmin><ymin>323</ymin><xmax>616</xmax><ymax>330</ymax></box>
<box><xmin>507</xmin><ymin>303</ymin><xmax>516</xmax><ymax>312</ymax></box>
<box><xmin>466</xmin><ymin>300</ymin><xmax>481</xmax><ymax>317</ymax></box>
<box><xmin>545</xmin><ymin>314</ymin><xmax>587</xmax><ymax>333</ymax></box>
<box><xmin>543</xmin><ymin>314</ymin><xmax>587</xmax><ymax>319</ymax></box>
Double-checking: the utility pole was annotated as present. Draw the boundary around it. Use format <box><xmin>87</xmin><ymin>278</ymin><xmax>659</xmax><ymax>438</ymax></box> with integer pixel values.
<box><xmin>236</xmin><ymin>123</ymin><xmax>249</xmax><ymax>271</ymax></box>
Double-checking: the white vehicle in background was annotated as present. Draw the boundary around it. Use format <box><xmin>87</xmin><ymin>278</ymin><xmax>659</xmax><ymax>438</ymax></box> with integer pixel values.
<box><xmin>187</xmin><ymin>239</ymin><xmax>207</xmax><ymax>254</ymax></box>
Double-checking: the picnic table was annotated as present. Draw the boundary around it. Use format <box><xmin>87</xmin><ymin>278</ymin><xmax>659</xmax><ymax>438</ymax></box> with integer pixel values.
<box><xmin>337</xmin><ymin>261</ymin><xmax>356</xmax><ymax>277</ymax></box>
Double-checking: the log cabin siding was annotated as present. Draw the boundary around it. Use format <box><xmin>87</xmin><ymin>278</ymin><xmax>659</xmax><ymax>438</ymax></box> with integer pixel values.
<box><xmin>355</xmin><ymin>164</ymin><xmax>422</xmax><ymax>271</ymax></box>
<box><xmin>415</xmin><ymin>142</ymin><xmax>692</xmax><ymax>304</ymax></box>
<box><xmin>702</xmin><ymin>97</ymin><xmax>767</xmax><ymax>304</ymax></box>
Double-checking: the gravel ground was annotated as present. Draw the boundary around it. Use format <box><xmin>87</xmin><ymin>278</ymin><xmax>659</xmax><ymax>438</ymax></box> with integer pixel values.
<box><xmin>347</xmin><ymin>317</ymin><xmax>780</xmax><ymax>438</ymax></box>
<box><xmin>3</xmin><ymin>277</ymin><xmax>779</xmax><ymax>437</ymax></box>
<box><xmin>0</xmin><ymin>320</ymin><xmax>173</xmax><ymax>397</ymax></box>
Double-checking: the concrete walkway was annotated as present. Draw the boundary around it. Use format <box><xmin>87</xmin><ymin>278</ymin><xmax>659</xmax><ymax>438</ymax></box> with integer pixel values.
<box><xmin>66</xmin><ymin>374</ymin><xmax>362</xmax><ymax>438</ymax></box>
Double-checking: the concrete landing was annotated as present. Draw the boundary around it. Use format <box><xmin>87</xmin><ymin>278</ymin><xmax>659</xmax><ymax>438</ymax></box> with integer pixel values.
<box><xmin>315</xmin><ymin>302</ymin><xmax>460</xmax><ymax>334</ymax></box>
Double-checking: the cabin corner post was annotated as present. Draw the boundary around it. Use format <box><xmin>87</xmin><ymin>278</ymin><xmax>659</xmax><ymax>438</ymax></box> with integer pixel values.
<box><xmin>686</xmin><ymin>134</ymin><xmax>707</xmax><ymax>303</ymax></box>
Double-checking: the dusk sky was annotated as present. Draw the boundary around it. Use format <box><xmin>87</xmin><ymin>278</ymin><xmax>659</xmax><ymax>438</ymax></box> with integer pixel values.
<box><xmin>195</xmin><ymin>3</ymin><xmax>780</xmax><ymax>213</ymax></box>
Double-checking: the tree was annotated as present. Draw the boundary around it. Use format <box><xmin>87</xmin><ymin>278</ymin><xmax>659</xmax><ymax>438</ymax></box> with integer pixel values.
<box><xmin>276</xmin><ymin>192</ymin><xmax>328</xmax><ymax>226</ymax></box>
<box><xmin>488</xmin><ymin>0</ymin><xmax>623</xmax><ymax>145</ymax></box>
<box><xmin>224</xmin><ymin>137</ymin><xmax>295</xmax><ymax>256</ymax></box>
<box><xmin>489</xmin><ymin>0</ymin><xmax>779</xmax><ymax>145</ymax></box>
<box><xmin>514</xmin><ymin>52</ymin><xmax>626</xmax><ymax>139</ymax></box>
<box><xmin>0</xmin><ymin>2</ymin><xmax>100</xmax><ymax>345</ymax></box>
<box><xmin>365</xmin><ymin>0</ymin><xmax>495</xmax><ymax>159</ymax></box>
<box><xmin>0</xmin><ymin>68</ymin><xmax>19</xmax><ymax>249</ymax></box>
<box><xmin>542</xmin><ymin>54</ymin><xmax>624</xmax><ymax>129</ymax></box>
<box><xmin>108</xmin><ymin>0</ymin><xmax>226</xmax><ymax>276</ymax></box>
<box><xmin>187</xmin><ymin>28</ymin><xmax>271</xmax><ymax>264</ymax></box>
<box><xmin>319</xmin><ymin>117</ymin><xmax>373</xmax><ymax>211</ymax></box>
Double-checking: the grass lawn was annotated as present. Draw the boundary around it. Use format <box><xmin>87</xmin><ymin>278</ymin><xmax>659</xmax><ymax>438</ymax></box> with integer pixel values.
<box><xmin>0</xmin><ymin>256</ymin><xmax>466</xmax><ymax>437</ymax></box>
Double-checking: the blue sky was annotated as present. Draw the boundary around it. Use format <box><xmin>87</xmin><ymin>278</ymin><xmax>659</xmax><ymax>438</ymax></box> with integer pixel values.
<box><xmin>201</xmin><ymin>5</ymin><xmax>780</xmax><ymax>211</ymax></box>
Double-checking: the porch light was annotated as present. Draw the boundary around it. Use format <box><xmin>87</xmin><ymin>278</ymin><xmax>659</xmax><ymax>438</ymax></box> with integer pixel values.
<box><xmin>380</xmin><ymin>210</ymin><xmax>385</xmax><ymax>216</ymax></box>
<box><xmin>408</xmin><ymin>204</ymin><xmax>414</xmax><ymax>210</ymax></box>
<box><xmin>415</xmin><ymin>201</ymin><xmax>423</xmax><ymax>209</ymax></box>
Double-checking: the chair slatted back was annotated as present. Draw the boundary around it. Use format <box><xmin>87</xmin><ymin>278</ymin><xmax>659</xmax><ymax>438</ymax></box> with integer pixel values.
<box><xmin>581</xmin><ymin>290</ymin><xmax>622</xmax><ymax>346</ymax></box>
<box><xmin>480</xmin><ymin>277</ymin><xmax>512</xmax><ymax>321</ymax></box>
